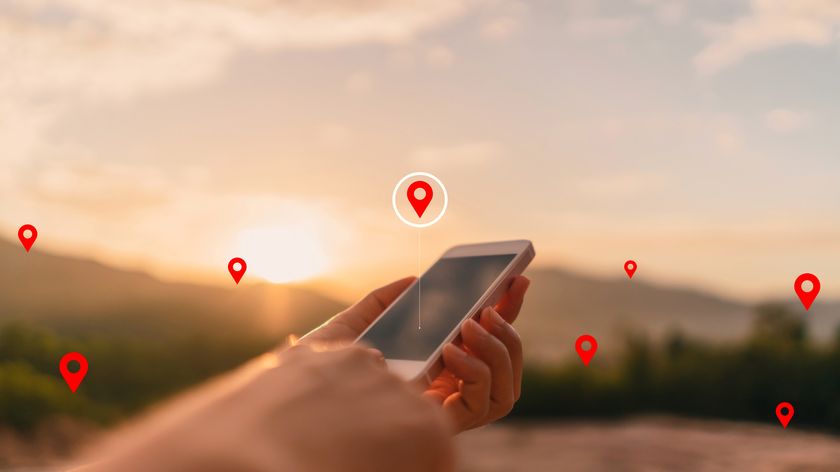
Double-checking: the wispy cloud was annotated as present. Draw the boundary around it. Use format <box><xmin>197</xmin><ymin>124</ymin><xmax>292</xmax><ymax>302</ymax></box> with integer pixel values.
<box><xmin>764</xmin><ymin>108</ymin><xmax>813</xmax><ymax>133</ymax></box>
<box><xmin>694</xmin><ymin>0</ymin><xmax>840</xmax><ymax>74</ymax></box>
<box><xmin>425</xmin><ymin>45</ymin><xmax>457</xmax><ymax>68</ymax></box>
<box><xmin>564</xmin><ymin>15</ymin><xmax>641</xmax><ymax>40</ymax></box>
<box><xmin>480</xmin><ymin>16</ymin><xmax>521</xmax><ymax>40</ymax></box>
<box><xmin>0</xmin><ymin>0</ymin><xmax>493</xmax><ymax>163</ymax></box>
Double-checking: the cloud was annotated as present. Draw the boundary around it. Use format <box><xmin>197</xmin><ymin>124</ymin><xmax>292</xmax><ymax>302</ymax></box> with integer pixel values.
<box><xmin>654</xmin><ymin>1</ymin><xmax>687</xmax><ymax>26</ymax></box>
<box><xmin>764</xmin><ymin>108</ymin><xmax>813</xmax><ymax>132</ymax></box>
<box><xmin>480</xmin><ymin>16</ymin><xmax>521</xmax><ymax>40</ymax></box>
<box><xmin>0</xmin><ymin>0</ymin><xmax>500</xmax><ymax>238</ymax></box>
<box><xmin>564</xmin><ymin>15</ymin><xmax>641</xmax><ymax>40</ymax></box>
<box><xmin>694</xmin><ymin>0</ymin><xmax>840</xmax><ymax>74</ymax></box>
<box><xmin>554</xmin><ymin>112</ymin><xmax>747</xmax><ymax>157</ymax></box>
<box><xmin>411</xmin><ymin>141</ymin><xmax>501</xmax><ymax>168</ymax></box>
<box><xmin>425</xmin><ymin>45</ymin><xmax>456</xmax><ymax>68</ymax></box>
<box><xmin>24</xmin><ymin>159</ymin><xmax>172</xmax><ymax>216</ymax></box>
<box><xmin>0</xmin><ymin>0</ymin><xmax>492</xmax><ymax>164</ymax></box>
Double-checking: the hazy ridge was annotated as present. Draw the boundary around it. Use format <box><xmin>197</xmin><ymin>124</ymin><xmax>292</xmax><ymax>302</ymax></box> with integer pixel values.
<box><xmin>2</xmin><ymin>238</ymin><xmax>838</xmax><ymax>362</ymax></box>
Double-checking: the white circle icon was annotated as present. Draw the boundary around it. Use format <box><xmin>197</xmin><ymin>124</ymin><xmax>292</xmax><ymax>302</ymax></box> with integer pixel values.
<box><xmin>392</xmin><ymin>172</ymin><xmax>448</xmax><ymax>228</ymax></box>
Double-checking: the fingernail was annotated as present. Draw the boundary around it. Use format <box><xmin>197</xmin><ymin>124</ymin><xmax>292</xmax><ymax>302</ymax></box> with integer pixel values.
<box><xmin>444</xmin><ymin>343</ymin><xmax>467</xmax><ymax>357</ymax></box>
<box><xmin>465</xmin><ymin>318</ymin><xmax>482</xmax><ymax>331</ymax></box>
<box><xmin>465</xmin><ymin>318</ymin><xmax>491</xmax><ymax>338</ymax></box>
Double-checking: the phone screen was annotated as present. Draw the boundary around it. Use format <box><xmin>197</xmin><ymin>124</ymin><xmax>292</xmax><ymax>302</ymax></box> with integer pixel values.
<box><xmin>358</xmin><ymin>254</ymin><xmax>516</xmax><ymax>360</ymax></box>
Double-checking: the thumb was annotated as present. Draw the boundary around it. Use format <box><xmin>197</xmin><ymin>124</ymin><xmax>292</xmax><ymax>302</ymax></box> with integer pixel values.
<box><xmin>334</xmin><ymin>277</ymin><xmax>416</xmax><ymax>333</ymax></box>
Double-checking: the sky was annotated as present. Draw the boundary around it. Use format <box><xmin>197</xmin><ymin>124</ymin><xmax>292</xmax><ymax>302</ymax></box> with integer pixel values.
<box><xmin>2</xmin><ymin>0</ymin><xmax>840</xmax><ymax>301</ymax></box>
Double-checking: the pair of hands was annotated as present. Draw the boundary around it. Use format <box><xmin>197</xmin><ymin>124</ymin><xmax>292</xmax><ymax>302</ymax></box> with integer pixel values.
<box><xmin>301</xmin><ymin>275</ymin><xmax>530</xmax><ymax>432</ymax></box>
<box><xmin>76</xmin><ymin>276</ymin><xmax>529</xmax><ymax>472</ymax></box>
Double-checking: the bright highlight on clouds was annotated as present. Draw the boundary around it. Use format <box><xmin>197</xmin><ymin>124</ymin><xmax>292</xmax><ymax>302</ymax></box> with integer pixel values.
<box><xmin>233</xmin><ymin>225</ymin><xmax>330</xmax><ymax>284</ymax></box>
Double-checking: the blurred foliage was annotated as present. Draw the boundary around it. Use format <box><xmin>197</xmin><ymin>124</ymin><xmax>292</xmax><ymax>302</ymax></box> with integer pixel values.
<box><xmin>0</xmin><ymin>320</ymin><xmax>274</xmax><ymax>431</ymax></box>
<box><xmin>514</xmin><ymin>303</ymin><xmax>840</xmax><ymax>430</ymax></box>
<box><xmin>4</xmin><ymin>302</ymin><xmax>840</xmax><ymax>432</ymax></box>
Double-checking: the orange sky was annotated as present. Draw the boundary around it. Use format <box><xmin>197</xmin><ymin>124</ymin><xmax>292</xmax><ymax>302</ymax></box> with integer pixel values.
<box><xmin>3</xmin><ymin>0</ymin><xmax>840</xmax><ymax>301</ymax></box>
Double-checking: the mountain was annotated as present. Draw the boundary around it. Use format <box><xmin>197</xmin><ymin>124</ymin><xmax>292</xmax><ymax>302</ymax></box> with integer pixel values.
<box><xmin>516</xmin><ymin>267</ymin><xmax>840</xmax><ymax>363</ymax></box>
<box><xmin>0</xmin><ymin>238</ymin><xmax>345</xmax><ymax>341</ymax></box>
<box><xmin>2</xmin><ymin>237</ymin><xmax>838</xmax><ymax>363</ymax></box>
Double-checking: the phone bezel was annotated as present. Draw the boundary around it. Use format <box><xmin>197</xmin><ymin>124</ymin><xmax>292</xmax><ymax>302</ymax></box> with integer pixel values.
<box><xmin>355</xmin><ymin>240</ymin><xmax>534</xmax><ymax>384</ymax></box>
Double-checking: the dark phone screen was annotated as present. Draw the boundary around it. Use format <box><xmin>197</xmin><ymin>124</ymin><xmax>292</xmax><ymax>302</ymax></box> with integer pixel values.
<box><xmin>358</xmin><ymin>254</ymin><xmax>515</xmax><ymax>360</ymax></box>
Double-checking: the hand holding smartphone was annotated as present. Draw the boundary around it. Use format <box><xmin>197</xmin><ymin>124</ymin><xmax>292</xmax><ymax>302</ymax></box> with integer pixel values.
<box><xmin>355</xmin><ymin>240</ymin><xmax>534</xmax><ymax>384</ymax></box>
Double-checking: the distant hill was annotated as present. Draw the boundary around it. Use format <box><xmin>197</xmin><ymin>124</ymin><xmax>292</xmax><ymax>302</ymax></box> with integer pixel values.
<box><xmin>2</xmin><ymin>238</ymin><xmax>838</xmax><ymax>362</ymax></box>
<box><xmin>516</xmin><ymin>267</ymin><xmax>840</xmax><ymax>364</ymax></box>
<box><xmin>0</xmin><ymin>238</ymin><xmax>345</xmax><ymax>341</ymax></box>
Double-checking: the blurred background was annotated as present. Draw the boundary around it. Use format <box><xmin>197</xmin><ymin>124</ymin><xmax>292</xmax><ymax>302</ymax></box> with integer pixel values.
<box><xmin>3</xmin><ymin>0</ymin><xmax>840</xmax><ymax>469</ymax></box>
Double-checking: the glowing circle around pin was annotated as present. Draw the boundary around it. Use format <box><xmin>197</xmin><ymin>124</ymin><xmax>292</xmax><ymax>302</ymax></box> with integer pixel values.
<box><xmin>392</xmin><ymin>172</ymin><xmax>448</xmax><ymax>228</ymax></box>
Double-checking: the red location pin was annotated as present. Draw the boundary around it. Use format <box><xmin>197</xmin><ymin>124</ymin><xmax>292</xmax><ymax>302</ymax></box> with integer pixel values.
<box><xmin>575</xmin><ymin>334</ymin><xmax>598</xmax><ymax>366</ymax></box>
<box><xmin>794</xmin><ymin>273</ymin><xmax>820</xmax><ymax>310</ymax></box>
<box><xmin>407</xmin><ymin>180</ymin><xmax>433</xmax><ymax>218</ymax></box>
<box><xmin>18</xmin><ymin>224</ymin><xmax>38</xmax><ymax>252</ymax></box>
<box><xmin>624</xmin><ymin>260</ymin><xmax>637</xmax><ymax>279</ymax></box>
<box><xmin>59</xmin><ymin>352</ymin><xmax>88</xmax><ymax>393</ymax></box>
<box><xmin>776</xmin><ymin>402</ymin><xmax>794</xmax><ymax>429</ymax></box>
<box><xmin>228</xmin><ymin>257</ymin><xmax>247</xmax><ymax>284</ymax></box>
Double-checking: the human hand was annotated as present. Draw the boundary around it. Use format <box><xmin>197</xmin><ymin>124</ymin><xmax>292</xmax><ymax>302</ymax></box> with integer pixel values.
<box><xmin>77</xmin><ymin>345</ymin><xmax>453</xmax><ymax>472</ymax></box>
<box><xmin>300</xmin><ymin>275</ymin><xmax>531</xmax><ymax>433</ymax></box>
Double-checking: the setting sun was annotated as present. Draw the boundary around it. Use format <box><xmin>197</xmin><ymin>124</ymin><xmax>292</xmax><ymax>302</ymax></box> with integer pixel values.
<box><xmin>233</xmin><ymin>225</ymin><xmax>329</xmax><ymax>283</ymax></box>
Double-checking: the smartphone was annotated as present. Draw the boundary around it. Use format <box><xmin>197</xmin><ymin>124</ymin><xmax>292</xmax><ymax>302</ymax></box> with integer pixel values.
<box><xmin>355</xmin><ymin>240</ymin><xmax>535</xmax><ymax>384</ymax></box>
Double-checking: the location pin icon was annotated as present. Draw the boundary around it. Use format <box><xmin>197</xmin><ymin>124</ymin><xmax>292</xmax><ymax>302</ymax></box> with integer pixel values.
<box><xmin>575</xmin><ymin>334</ymin><xmax>598</xmax><ymax>366</ymax></box>
<box><xmin>18</xmin><ymin>224</ymin><xmax>38</xmax><ymax>252</ymax></box>
<box><xmin>794</xmin><ymin>273</ymin><xmax>820</xmax><ymax>310</ymax></box>
<box><xmin>60</xmin><ymin>352</ymin><xmax>88</xmax><ymax>393</ymax></box>
<box><xmin>624</xmin><ymin>260</ymin><xmax>637</xmax><ymax>279</ymax></box>
<box><xmin>228</xmin><ymin>257</ymin><xmax>247</xmax><ymax>284</ymax></box>
<box><xmin>407</xmin><ymin>181</ymin><xmax>433</xmax><ymax>218</ymax></box>
<box><xmin>776</xmin><ymin>402</ymin><xmax>794</xmax><ymax>428</ymax></box>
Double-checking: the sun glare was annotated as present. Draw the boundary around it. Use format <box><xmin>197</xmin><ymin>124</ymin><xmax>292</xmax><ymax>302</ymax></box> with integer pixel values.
<box><xmin>233</xmin><ymin>225</ymin><xmax>329</xmax><ymax>283</ymax></box>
